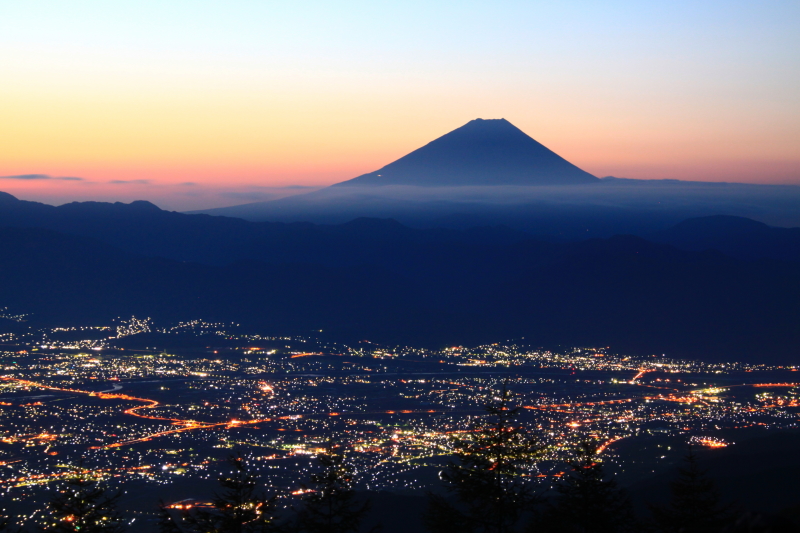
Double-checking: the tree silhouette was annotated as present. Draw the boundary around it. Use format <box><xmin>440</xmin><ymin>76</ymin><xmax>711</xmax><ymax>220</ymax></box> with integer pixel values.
<box><xmin>157</xmin><ymin>499</ymin><xmax>184</xmax><ymax>533</ymax></box>
<box><xmin>41</xmin><ymin>467</ymin><xmax>125</xmax><ymax>533</ymax></box>
<box><xmin>537</xmin><ymin>439</ymin><xmax>636</xmax><ymax>533</ymax></box>
<box><xmin>292</xmin><ymin>446</ymin><xmax>375</xmax><ymax>533</ymax></box>
<box><xmin>650</xmin><ymin>446</ymin><xmax>732</xmax><ymax>533</ymax></box>
<box><xmin>182</xmin><ymin>453</ymin><xmax>277</xmax><ymax>533</ymax></box>
<box><xmin>424</xmin><ymin>382</ymin><xmax>543</xmax><ymax>533</ymax></box>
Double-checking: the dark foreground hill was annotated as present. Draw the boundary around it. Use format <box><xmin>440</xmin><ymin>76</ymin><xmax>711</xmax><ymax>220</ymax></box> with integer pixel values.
<box><xmin>0</xmin><ymin>192</ymin><xmax>532</xmax><ymax>265</ymax></box>
<box><xmin>1</xmin><ymin>223</ymin><xmax>798</xmax><ymax>363</ymax></box>
<box><xmin>651</xmin><ymin>214</ymin><xmax>800</xmax><ymax>262</ymax></box>
<box><xmin>626</xmin><ymin>431</ymin><xmax>800</xmax><ymax>517</ymax></box>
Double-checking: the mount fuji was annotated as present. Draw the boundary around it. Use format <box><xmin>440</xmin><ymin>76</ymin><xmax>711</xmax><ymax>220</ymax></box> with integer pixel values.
<box><xmin>334</xmin><ymin>118</ymin><xmax>597</xmax><ymax>186</ymax></box>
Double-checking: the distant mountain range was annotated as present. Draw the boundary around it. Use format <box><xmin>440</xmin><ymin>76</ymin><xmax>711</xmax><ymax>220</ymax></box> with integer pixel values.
<box><xmin>190</xmin><ymin>120</ymin><xmax>800</xmax><ymax>232</ymax></box>
<box><xmin>2</xmin><ymin>191</ymin><xmax>800</xmax><ymax>265</ymax></box>
<box><xmin>651</xmin><ymin>215</ymin><xmax>800</xmax><ymax>262</ymax></box>
<box><xmin>0</xmin><ymin>191</ymin><xmax>798</xmax><ymax>363</ymax></box>
<box><xmin>2</xmin><ymin>119</ymin><xmax>799</xmax><ymax>362</ymax></box>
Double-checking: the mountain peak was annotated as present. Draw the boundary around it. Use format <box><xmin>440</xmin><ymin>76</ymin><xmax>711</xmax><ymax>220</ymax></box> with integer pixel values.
<box><xmin>334</xmin><ymin>118</ymin><xmax>597</xmax><ymax>187</ymax></box>
<box><xmin>126</xmin><ymin>200</ymin><xmax>162</xmax><ymax>211</ymax></box>
<box><xmin>466</xmin><ymin>117</ymin><xmax>509</xmax><ymax>124</ymax></box>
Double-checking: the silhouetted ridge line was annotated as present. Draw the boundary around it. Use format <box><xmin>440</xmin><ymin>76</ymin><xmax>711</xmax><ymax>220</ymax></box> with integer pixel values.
<box><xmin>334</xmin><ymin>118</ymin><xmax>598</xmax><ymax>186</ymax></box>
<box><xmin>652</xmin><ymin>215</ymin><xmax>800</xmax><ymax>262</ymax></box>
<box><xmin>0</xmin><ymin>191</ymin><xmax>19</xmax><ymax>204</ymax></box>
<box><xmin>1</xmin><ymin>221</ymin><xmax>799</xmax><ymax>362</ymax></box>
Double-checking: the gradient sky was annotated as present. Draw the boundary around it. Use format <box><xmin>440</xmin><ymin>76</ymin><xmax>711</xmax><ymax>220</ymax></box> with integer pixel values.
<box><xmin>1</xmin><ymin>1</ymin><xmax>799</xmax><ymax>210</ymax></box>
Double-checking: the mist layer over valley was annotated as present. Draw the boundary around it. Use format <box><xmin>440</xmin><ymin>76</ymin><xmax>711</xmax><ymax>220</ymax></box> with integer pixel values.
<box><xmin>192</xmin><ymin>119</ymin><xmax>800</xmax><ymax>237</ymax></box>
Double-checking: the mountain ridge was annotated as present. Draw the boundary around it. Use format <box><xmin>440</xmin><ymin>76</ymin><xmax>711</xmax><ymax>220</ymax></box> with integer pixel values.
<box><xmin>0</xmin><ymin>207</ymin><xmax>798</xmax><ymax>362</ymax></box>
<box><xmin>651</xmin><ymin>215</ymin><xmax>800</xmax><ymax>262</ymax></box>
<box><xmin>2</xmin><ymin>192</ymin><xmax>800</xmax><ymax>266</ymax></box>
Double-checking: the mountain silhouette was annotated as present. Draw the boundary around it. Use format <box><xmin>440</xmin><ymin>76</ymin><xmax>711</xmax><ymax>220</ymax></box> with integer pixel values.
<box><xmin>334</xmin><ymin>118</ymin><xmax>598</xmax><ymax>186</ymax></box>
<box><xmin>191</xmin><ymin>120</ymin><xmax>800</xmax><ymax>228</ymax></box>
<box><xmin>651</xmin><ymin>215</ymin><xmax>800</xmax><ymax>263</ymax></box>
<box><xmin>0</xmin><ymin>205</ymin><xmax>799</xmax><ymax>363</ymax></box>
<box><xmin>0</xmin><ymin>193</ymin><xmax>533</xmax><ymax>265</ymax></box>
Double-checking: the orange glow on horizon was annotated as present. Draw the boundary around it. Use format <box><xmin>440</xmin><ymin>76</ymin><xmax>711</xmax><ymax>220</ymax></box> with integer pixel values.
<box><xmin>1</xmin><ymin>109</ymin><xmax>798</xmax><ymax>212</ymax></box>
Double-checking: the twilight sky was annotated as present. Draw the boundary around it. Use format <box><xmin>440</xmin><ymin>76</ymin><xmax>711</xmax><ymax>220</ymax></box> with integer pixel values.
<box><xmin>1</xmin><ymin>1</ymin><xmax>799</xmax><ymax>210</ymax></box>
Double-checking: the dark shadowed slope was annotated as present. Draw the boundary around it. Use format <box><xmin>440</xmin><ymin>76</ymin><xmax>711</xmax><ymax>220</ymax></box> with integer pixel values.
<box><xmin>626</xmin><ymin>431</ymin><xmax>800</xmax><ymax>516</ymax></box>
<box><xmin>1</xmin><ymin>224</ymin><xmax>799</xmax><ymax>363</ymax></box>
<box><xmin>0</xmin><ymin>192</ymin><xmax>532</xmax><ymax>265</ymax></box>
<box><xmin>334</xmin><ymin>118</ymin><xmax>598</xmax><ymax>186</ymax></box>
<box><xmin>652</xmin><ymin>215</ymin><xmax>800</xmax><ymax>262</ymax></box>
<box><xmin>0</xmin><ymin>226</ymin><xmax>419</xmax><ymax>337</ymax></box>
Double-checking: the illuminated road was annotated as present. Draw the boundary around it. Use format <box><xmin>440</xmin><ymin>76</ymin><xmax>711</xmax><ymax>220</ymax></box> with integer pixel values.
<box><xmin>3</xmin><ymin>370</ymin><xmax>795</xmax><ymax>456</ymax></box>
<box><xmin>0</xmin><ymin>377</ymin><xmax>268</xmax><ymax>449</ymax></box>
